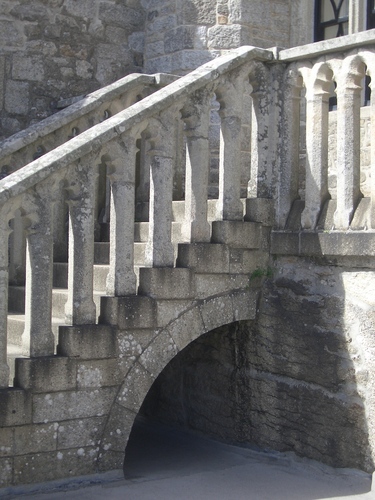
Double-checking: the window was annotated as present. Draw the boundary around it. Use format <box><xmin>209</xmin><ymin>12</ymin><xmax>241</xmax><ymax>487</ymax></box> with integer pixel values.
<box><xmin>367</xmin><ymin>0</ymin><xmax>375</xmax><ymax>28</ymax></box>
<box><xmin>315</xmin><ymin>0</ymin><xmax>349</xmax><ymax>41</ymax></box>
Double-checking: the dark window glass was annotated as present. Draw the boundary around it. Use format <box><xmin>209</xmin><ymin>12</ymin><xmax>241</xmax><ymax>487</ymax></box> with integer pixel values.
<box><xmin>367</xmin><ymin>0</ymin><xmax>375</xmax><ymax>28</ymax></box>
<box><xmin>315</xmin><ymin>0</ymin><xmax>349</xmax><ymax>41</ymax></box>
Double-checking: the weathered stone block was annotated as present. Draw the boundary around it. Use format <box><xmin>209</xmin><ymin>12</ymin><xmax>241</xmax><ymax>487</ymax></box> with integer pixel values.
<box><xmin>5</xmin><ymin>81</ymin><xmax>29</xmax><ymax>115</ymax></box>
<box><xmin>0</xmin><ymin>458</ymin><xmax>12</xmax><ymax>487</ymax></box>
<box><xmin>0</xmin><ymin>21</ymin><xmax>23</xmax><ymax>48</ymax></box>
<box><xmin>166</xmin><ymin>305</ymin><xmax>205</xmax><ymax>350</ymax></box>
<box><xmin>12</xmin><ymin>56</ymin><xmax>44</xmax><ymax>82</ymax></box>
<box><xmin>156</xmin><ymin>299</ymin><xmax>194</xmax><ymax>327</ymax></box>
<box><xmin>77</xmin><ymin>359</ymin><xmax>124</xmax><ymax>389</ymax></box>
<box><xmin>100</xmin><ymin>403</ymin><xmax>135</xmax><ymax>453</ymax></box>
<box><xmin>177</xmin><ymin>243</ymin><xmax>230</xmax><ymax>273</ymax></box>
<box><xmin>139</xmin><ymin>331</ymin><xmax>179</xmax><ymax>378</ymax></box>
<box><xmin>245</xmin><ymin>198</ymin><xmax>275</xmax><ymax>226</ymax></box>
<box><xmin>15</xmin><ymin>357</ymin><xmax>77</xmax><ymax>393</ymax></box>
<box><xmin>139</xmin><ymin>267</ymin><xmax>195</xmax><ymax>299</ymax></box>
<box><xmin>57</xmin><ymin>416</ymin><xmax>106</xmax><ymax>449</ymax></box>
<box><xmin>117</xmin><ymin>329</ymin><xmax>156</xmax><ymax>358</ymax></box>
<box><xmin>0</xmin><ymin>389</ymin><xmax>32</xmax><ymax>426</ymax></box>
<box><xmin>14</xmin><ymin>423</ymin><xmax>57</xmax><ymax>455</ymax></box>
<box><xmin>58</xmin><ymin>325</ymin><xmax>117</xmax><ymax>359</ymax></box>
<box><xmin>0</xmin><ymin>427</ymin><xmax>13</xmax><ymax>457</ymax></box>
<box><xmin>164</xmin><ymin>26</ymin><xmax>195</xmax><ymax>53</ymax></box>
<box><xmin>100</xmin><ymin>295</ymin><xmax>157</xmax><ymax>329</ymax></box>
<box><xmin>117</xmin><ymin>362</ymin><xmax>154</xmax><ymax>412</ymax></box>
<box><xmin>270</xmin><ymin>231</ymin><xmax>299</xmax><ymax>255</ymax></box>
<box><xmin>33</xmin><ymin>387</ymin><xmax>117</xmax><ymax>423</ymax></box>
<box><xmin>195</xmin><ymin>273</ymin><xmax>250</xmax><ymax>298</ymax></box>
<box><xmin>199</xmin><ymin>294</ymin><xmax>234</xmax><ymax>332</ymax></box>
<box><xmin>212</xmin><ymin>221</ymin><xmax>262</xmax><ymax>248</ymax></box>
<box><xmin>13</xmin><ymin>448</ymin><xmax>97</xmax><ymax>485</ymax></box>
<box><xmin>231</xmin><ymin>289</ymin><xmax>258</xmax><ymax>321</ymax></box>
<box><xmin>99</xmin><ymin>3</ymin><xmax>145</xmax><ymax>29</ymax></box>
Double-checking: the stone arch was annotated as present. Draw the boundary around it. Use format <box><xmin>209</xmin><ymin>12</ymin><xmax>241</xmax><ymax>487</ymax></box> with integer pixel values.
<box><xmin>97</xmin><ymin>287</ymin><xmax>258</xmax><ymax>470</ymax></box>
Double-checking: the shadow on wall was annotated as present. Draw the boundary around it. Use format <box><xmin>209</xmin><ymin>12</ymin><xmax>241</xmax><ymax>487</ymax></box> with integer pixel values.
<box><xmin>126</xmin><ymin>257</ymin><xmax>375</xmax><ymax>473</ymax></box>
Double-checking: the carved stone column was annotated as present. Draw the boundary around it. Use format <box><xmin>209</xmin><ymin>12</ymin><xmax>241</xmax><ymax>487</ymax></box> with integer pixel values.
<box><xmin>371</xmin><ymin>75</ymin><xmax>375</xmax><ymax>228</ymax></box>
<box><xmin>105</xmin><ymin>136</ymin><xmax>138</xmax><ymax>296</ymax></box>
<box><xmin>22</xmin><ymin>182</ymin><xmax>56</xmax><ymax>357</ymax></box>
<box><xmin>181</xmin><ymin>87</ymin><xmax>213</xmax><ymax>242</ymax></box>
<box><xmin>0</xmin><ymin>208</ymin><xmax>11</xmax><ymax>387</ymax></box>
<box><xmin>216</xmin><ymin>68</ymin><xmax>247</xmax><ymax>220</ymax></box>
<box><xmin>64</xmin><ymin>153</ymin><xmax>97</xmax><ymax>325</ymax></box>
<box><xmin>145</xmin><ymin>107</ymin><xmax>179</xmax><ymax>267</ymax></box>
<box><xmin>301</xmin><ymin>71</ymin><xmax>330</xmax><ymax>229</ymax></box>
<box><xmin>334</xmin><ymin>62</ymin><xmax>364</xmax><ymax>229</ymax></box>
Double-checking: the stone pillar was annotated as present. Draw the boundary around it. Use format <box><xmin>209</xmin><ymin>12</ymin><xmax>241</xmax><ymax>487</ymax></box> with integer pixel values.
<box><xmin>106</xmin><ymin>136</ymin><xmax>138</xmax><ymax>296</ymax></box>
<box><xmin>334</xmin><ymin>64</ymin><xmax>363</xmax><ymax>229</ymax></box>
<box><xmin>22</xmin><ymin>183</ymin><xmax>55</xmax><ymax>357</ymax></box>
<box><xmin>216</xmin><ymin>69</ymin><xmax>246</xmax><ymax>220</ymax></box>
<box><xmin>277</xmin><ymin>70</ymin><xmax>302</xmax><ymax>229</ymax></box>
<box><xmin>145</xmin><ymin>107</ymin><xmax>178</xmax><ymax>267</ymax></box>
<box><xmin>65</xmin><ymin>154</ymin><xmax>97</xmax><ymax>325</ymax></box>
<box><xmin>0</xmin><ymin>211</ymin><xmax>11</xmax><ymax>387</ymax></box>
<box><xmin>181</xmin><ymin>87</ymin><xmax>213</xmax><ymax>242</ymax></box>
<box><xmin>301</xmin><ymin>74</ymin><xmax>330</xmax><ymax>230</ymax></box>
<box><xmin>371</xmin><ymin>76</ymin><xmax>375</xmax><ymax>228</ymax></box>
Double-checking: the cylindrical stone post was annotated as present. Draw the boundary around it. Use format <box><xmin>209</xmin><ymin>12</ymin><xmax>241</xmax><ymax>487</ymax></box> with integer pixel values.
<box><xmin>334</xmin><ymin>75</ymin><xmax>362</xmax><ymax>229</ymax></box>
<box><xmin>0</xmin><ymin>212</ymin><xmax>11</xmax><ymax>387</ymax></box>
<box><xmin>106</xmin><ymin>136</ymin><xmax>138</xmax><ymax>296</ymax></box>
<box><xmin>216</xmin><ymin>71</ymin><xmax>246</xmax><ymax>220</ymax></box>
<box><xmin>65</xmin><ymin>155</ymin><xmax>97</xmax><ymax>325</ymax></box>
<box><xmin>181</xmin><ymin>88</ymin><xmax>212</xmax><ymax>242</ymax></box>
<box><xmin>301</xmin><ymin>83</ymin><xmax>330</xmax><ymax>229</ymax></box>
<box><xmin>22</xmin><ymin>184</ymin><xmax>55</xmax><ymax>357</ymax></box>
<box><xmin>145</xmin><ymin>108</ymin><xmax>178</xmax><ymax>267</ymax></box>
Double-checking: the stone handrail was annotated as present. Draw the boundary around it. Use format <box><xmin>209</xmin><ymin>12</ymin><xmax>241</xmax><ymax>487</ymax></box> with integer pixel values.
<box><xmin>0</xmin><ymin>72</ymin><xmax>178</xmax><ymax>175</ymax></box>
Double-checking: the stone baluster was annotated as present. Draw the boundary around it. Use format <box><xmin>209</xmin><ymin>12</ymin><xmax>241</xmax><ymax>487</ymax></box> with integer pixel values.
<box><xmin>145</xmin><ymin>107</ymin><xmax>179</xmax><ymax>267</ymax></box>
<box><xmin>181</xmin><ymin>87</ymin><xmax>213</xmax><ymax>242</ymax></box>
<box><xmin>105</xmin><ymin>136</ymin><xmax>138</xmax><ymax>296</ymax></box>
<box><xmin>301</xmin><ymin>71</ymin><xmax>330</xmax><ymax>229</ymax></box>
<box><xmin>65</xmin><ymin>153</ymin><xmax>97</xmax><ymax>325</ymax></box>
<box><xmin>277</xmin><ymin>70</ymin><xmax>302</xmax><ymax>229</ymax></box>
<box><xmin>371</xmin><ymin>73</ymin><xmax>375</xmax><ymax>228</ymax></box>
<box><xmin>334</xmin><ymin>62</ymin><xmax>364</xmax><ymax>229</ymax></box>
<box><xmin>22</xmin><ymin>182</ymin><xmax>56</xmax><ymax>357</ymax></box>
<box><xmin>0</xmin><ymin>209</ymin><xmax>11</xmax><ymax>387</ymax></box>
<box><xmin>216</xmin><ymin>68</ymin><xmax>248</xmax><ymax>220</ymax></box>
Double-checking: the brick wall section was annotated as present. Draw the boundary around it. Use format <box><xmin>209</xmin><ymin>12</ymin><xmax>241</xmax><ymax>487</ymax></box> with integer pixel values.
<box><xmin>0</xmin><ymin>0</ymin><xmax>146</xmax><ymax>140</ymax></box>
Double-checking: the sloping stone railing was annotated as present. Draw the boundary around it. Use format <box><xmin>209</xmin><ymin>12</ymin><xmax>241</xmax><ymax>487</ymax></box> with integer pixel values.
<box><xmin>0</xmin><ymin>73</ymin><xmax>177</xmax><ymax>175</ymax></box>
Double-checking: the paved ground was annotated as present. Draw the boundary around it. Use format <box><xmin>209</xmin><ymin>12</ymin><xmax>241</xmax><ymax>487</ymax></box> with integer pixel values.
<box><xmin>2</xmin><ymin>418</ymin><xmax>375</xmax><ymax>499</ymax></box>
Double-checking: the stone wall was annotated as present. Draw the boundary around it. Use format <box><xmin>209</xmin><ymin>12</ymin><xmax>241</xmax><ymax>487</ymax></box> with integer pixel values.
<box><xmin>143</xmin><ymin>0</ymin><xmax>307</xmax><ymax>75</ymax></box>
<box><xmin>0</xmin><ymin>0</ymin><xmax>146</xmax><ymax>140</ymax></box>
<box><xmin>141</xmin><ymin>256</ymin><xmax>375</xmax><ymax>472</ymax></box>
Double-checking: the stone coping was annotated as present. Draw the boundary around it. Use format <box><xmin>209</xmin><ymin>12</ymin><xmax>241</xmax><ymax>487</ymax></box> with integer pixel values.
<box><xmin>0</xmin><ymin>73</ymin><xmax>178</xmax><ymax>162</ymax></box>
<box><xmin>278</xmin><ymin>28</ymin><xmax>375</xmax><ymax>62</ymax></box>
<box><xmin>271</xmin><ymin>230</ymin><xmax>375</xmax><ymax>257</ymax></box>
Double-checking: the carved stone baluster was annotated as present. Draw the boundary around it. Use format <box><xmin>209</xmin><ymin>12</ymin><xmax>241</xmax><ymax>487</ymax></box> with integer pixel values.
<box><xmin>181</xmin><ymin>87</ymin><xmax>213</xmax><ymax>242</ymax></box>
<box><xmin>145</xmin><ymin>107</ymin><xmax>179</xmax><ymax>267</ymax></box>
<box><xmin>22</xmin><ymin>182</ymin><xmax>56</xmax><ymax>357</ymax></box>
<box><xmin>371</xmin><ymin>73</ymin><xmax>375</xmax><ymax>228</ymax></box>
<box><xmin>105</xmin><ymin>136</ymin><xmax>138</xmax><ymax>296</ymax></box>
<box><xmin>334</xmin><ymin>61</ymin><xmax>364</xmax><ymax>229</ymax></box>
<box><xmin>0</xmin><ymin>208</ymin><xmax>11</xmax><ymax>387</ymax></box>
<box><xmin>216</xmin><ymin>69</ymin><xmax>247</xmax><ymax>220</ymax></box>
<box><xmin>65</xmin><ymin>153</ymin><xmax>97</xmax><ymax>325</ymax></box>
<box><xmin>301</xmin><ymin>70</ymin><xmax>330</xmax><ymax>230</ymax></box>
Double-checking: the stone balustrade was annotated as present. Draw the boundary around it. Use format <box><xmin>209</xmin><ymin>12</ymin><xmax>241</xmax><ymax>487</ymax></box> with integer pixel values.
<box><xmin>0</xmin><ymin>31</ymin><xmax>375</xmax><ymax>390</ymax></box>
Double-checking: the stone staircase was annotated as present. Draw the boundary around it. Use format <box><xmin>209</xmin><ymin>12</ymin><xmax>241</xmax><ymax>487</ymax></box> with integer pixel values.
<box><xmin>1</xmin><ymin>32</ymin><xmax>375</xmax><ymax>488</ymax></box>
